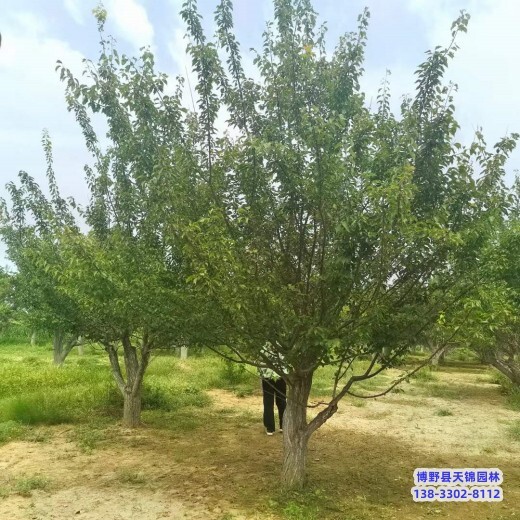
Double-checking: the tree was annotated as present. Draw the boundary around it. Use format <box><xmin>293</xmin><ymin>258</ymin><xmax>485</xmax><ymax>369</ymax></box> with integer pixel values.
<box><xmin>46</xmin><ymin>7</ymin><xmax>191</xmax><ymax>427</ymax></box>
<box><xmin>0</xmin><ymin>133</ymin><xmax>85</xmax><ymax>365</ymax></box>
<box><xmin>175</xmin><ymin>0</ymin><xmax>517</xmax><ymax>488</ymax></box>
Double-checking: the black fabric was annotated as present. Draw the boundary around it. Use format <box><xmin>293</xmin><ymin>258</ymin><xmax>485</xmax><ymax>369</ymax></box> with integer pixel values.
<box><xmin>262</xmin><ymin>378</ymin><xmax>287</xmax><ymax>433</ymax></box>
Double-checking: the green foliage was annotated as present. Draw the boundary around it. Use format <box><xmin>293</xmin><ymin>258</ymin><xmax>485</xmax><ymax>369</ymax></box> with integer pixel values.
<box><xmin>218</xmin><ymin>359</ymin><xmax>252</xmax><ymax>386</ymax></box>
<box><xmin>175</xmin><ymin>2</ymin><xmax>518</xmax><ymax>454</ymax></box>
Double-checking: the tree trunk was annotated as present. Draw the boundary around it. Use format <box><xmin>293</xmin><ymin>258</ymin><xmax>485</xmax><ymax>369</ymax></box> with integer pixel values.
<box><xmin>490</xmin><ymin>357</ymin><xmax>520</xmax><ymax>386</ymax></box>
<box><xmin>30</xmin><ymin>331</ymin><xmax>37</xmax><ymax>347</ymax></box>
<box><xmin>123</xmin><ymin>390</ymin><xmax>142</xmax><ymax>428</ymax></box>
<box><xmin>180</xmin><ymin>346</ymin><xmax>188</xmax><ymax>359</ymax></box>
<box><xmin>53</xmin><ymin>330</ymin><xmax>65</xmax><ymax>365</ymax></box>
<box><xmin>77</xmin><ymin>336</ymin><xmax>84</xmax><ymax>356</ymax></box>
<box><xmin>53</xmin><ymin>331</ymin><xmax>78</xmax><ymax>365</ymax></box>
<box><xmin>431</xmin><ymin>346</ymin><xmax>447</xmax><ymax>366</ymax></box>
<box><xmin>281</xmin><ymin>374</ymin><xmax>313</xmax><ymax>490</ymax></box>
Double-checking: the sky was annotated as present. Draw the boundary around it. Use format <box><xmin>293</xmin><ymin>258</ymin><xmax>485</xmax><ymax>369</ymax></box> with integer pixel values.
<box><xmin>1</xmin><ymin>0</ymin><xmax>519</xmax><ymax>265</ymax></box>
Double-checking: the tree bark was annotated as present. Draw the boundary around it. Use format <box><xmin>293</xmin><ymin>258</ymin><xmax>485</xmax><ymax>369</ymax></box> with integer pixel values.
<box><xmin>30</xmin><ymin>331</ymin><xmax>37</xmax><ymax>347</ymax></box>
<box><xmin>123</xmin><ymin>390</ymin><xmax>142</xmax><ymax>428</ymax></box>
<box><xmin>490</xmin><ymin>357</ymin><xmax>520</xmax><ymax>386</ymax></box>
<box><xmin>105</xmin><ymin>332</ymin><xmax>151</xmax><ymax>428</ymax></box>
<box><xmin>53</xmin><ymin>331</ymin><xmax>78</xmax><ymax>365</ymax></box>
<box><xmin>281</xmin><ymin>374</ymin><xmax>313</xmax><ymax>490</ymax></box>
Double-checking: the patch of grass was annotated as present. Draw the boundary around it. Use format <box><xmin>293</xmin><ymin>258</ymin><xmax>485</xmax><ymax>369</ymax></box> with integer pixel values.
<box><xmin>14</xmin><ymin>475</ymin><xmax>50</xmax><ymax>496</ymax></box>
<box><xmin>271</xmin><ymin>488</ymin><xmax>329</xmax><ymax>520</ymax></box>
<box><xmin>103</xmin><ymin>381</ymin><xmax>212</xmax><ymax>417</ymax></box>
<box><xmin>116</xmin><ymin>468</ymin><xmax>147</xmax><ymax>485</ymax></box>
<box><xmin>508</xmin><ymin>420</ymin><xmax>520</xmax><ymax>442</ymax></box>
<box><xmin>70</xmin><ymin>425</ymin><xmax>107</xmax><ymax>453</ymax></box>
<box><xmin>408</xmin><ymin>367</ymin><xmax>438</xmax><ymax>383</ymax></box>
<box><xmin>0</xmin><ymin>392</ymin><xmax>79</xmax><ymax>425</ymax></box>
<box><xmin>435</xmin><ymin>408</ymin><xmax>453</xmax><ymax>417</ymax></box>
<box><xmin>450</xmin><ymin>347</ymin><xmax>479</xmax><ymax>362</ymax></box>
<box><xmin>420</xmin><ymin>384</ymin><xmax>458</xmax><ymax>399</ymax></box>
<box><xmin>366</xmin><ymin>410</ymin><xmax>391</xmax><ymax>420</ymax></box>
<box><xmin>350</xmin><ymin>399</ymin><xmax>367</xmax><ymax>408</ymax></box>
<box><xmin>0</xmin><ymin>420</ymin><xmax>26</xmax><ymax>444</ymax></box>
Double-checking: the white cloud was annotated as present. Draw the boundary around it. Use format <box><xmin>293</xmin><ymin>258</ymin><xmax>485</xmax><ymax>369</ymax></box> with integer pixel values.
<box><xmin>108</xmin><ymin>0</ymin><xmax>155</xmax><ymax>51</ymax></box>
<box><xmin>0</xmin><ymin>16</ymin><xmax>91</xmax><ymax>205</ymax></box>
<box><xmin>64</xmin><ymin>0</ymin><xmax>85</xmax><ymax>25</ymax></box>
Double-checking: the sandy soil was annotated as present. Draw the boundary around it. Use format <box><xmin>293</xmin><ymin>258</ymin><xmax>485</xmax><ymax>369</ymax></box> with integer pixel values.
<box><xmin>0</xmin><ymin>364</ymin><xmax>519</xmax><ymax>520</ymax></box>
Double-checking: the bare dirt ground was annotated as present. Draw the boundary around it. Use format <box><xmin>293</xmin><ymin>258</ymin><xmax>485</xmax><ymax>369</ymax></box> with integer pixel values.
<box><xmin>1</xmin><ymin>364</ymin><xmax>519</xmax><ymax>520</ymax></box>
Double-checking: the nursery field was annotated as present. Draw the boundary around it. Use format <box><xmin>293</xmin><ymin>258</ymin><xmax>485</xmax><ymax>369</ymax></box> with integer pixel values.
<box><xmin>0</xmin><ymin>343</ymin><xmax>519</xmax><ymax>520</ymax></box>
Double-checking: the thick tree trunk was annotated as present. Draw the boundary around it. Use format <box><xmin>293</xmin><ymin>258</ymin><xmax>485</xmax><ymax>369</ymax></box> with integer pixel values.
<box><xmin>490</xmin><ymin>357</ymin><xmax>520</xmax><ymax>386</ymax></box>
<box><xmin>180</xmin><ymin>346</ymin><xmax>188</xmax><ymax>359</ymax></box>
<box><xmin>123</xmin><ymin>390</ymin><xmax>142</xmax><ymax>428</ymax></box>
<box><xmin>281</xmin><ymin>374</ymin><xmax>313</xmax><ymax>490</ymax></box>
<box><xmin>53</xmin><ymin>330</ymin><xmax>65</xmax><ymax>365</ymax></box>
<box><xmin>52</xmin><ymin>331</ymin><xmax>78</xmax><ymax>365</ymax></box>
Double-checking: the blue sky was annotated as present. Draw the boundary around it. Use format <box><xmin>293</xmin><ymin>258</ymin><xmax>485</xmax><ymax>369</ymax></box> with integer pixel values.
<box><xmin>1</xmin><ymin>0</ymin><xmax>520</xmax><ymax>264</ymax></box>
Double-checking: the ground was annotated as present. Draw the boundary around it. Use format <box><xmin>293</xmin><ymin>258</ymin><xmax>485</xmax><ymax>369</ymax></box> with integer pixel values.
<box><xmin>0</xmin><ymin>354</ymin><xmax>519</xmax><ymax>519</ymax></box>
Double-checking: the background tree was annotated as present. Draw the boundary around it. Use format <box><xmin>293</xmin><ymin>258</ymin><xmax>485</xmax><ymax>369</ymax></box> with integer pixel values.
<box><xmin>176</xmin><ymin>0</ymin><xmax>517</xmax><ymax>488</ymax></box>
<box><xmin>0</xmin><ymin>267</ymin><xmax>15</xmax><ymax>336</ymax></box>
<box><xmin>0</xmin><ymin>133</ymin><xmax>85</xmax><ymax>365</ymax></box>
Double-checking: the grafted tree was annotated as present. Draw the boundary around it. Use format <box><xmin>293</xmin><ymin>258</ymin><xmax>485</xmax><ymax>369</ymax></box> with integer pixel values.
<box><xmin>175</xmin><ymin>0</ymin><xmax>517</xmax><ymax>488</ymax></box>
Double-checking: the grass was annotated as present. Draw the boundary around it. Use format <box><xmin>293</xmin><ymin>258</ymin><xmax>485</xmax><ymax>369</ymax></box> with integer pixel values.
<box><xmin>435</xmin><ymin>408</ymin><xmax>454</xmax><ymax>416</ymax></box>
<box><xmin>271</xmin><ymin>488</ymin><xmax>329</xmax><ymax>520</ymax></box>
<box><xmin>419</xmin><ymin>383</ymin><xmax>459</xmax><ymax>399</ymax></box>
<box><xmin>116</xmin><ymin>468</ymin><xmax>148</xmax><ymax>485</ymax></box>
<box><xmin>70</xmin><ymin>424</ymin><xmax>109</xmax><ymax>453</ymax></box>
<box><xmin>13</xmin><ymin>475</ymin><xmax>50</xmax><ymax>497</ymax></box>
<box><xmin>407</xmin><ymin>367</ymin><xmax>439</xmax><ymax>382</ymax></box>
<box><xmin>0</xmin><ymin>420</ymin><xmax>26</xmax><ymax>444</ymax></box>
<box><xmin>508</xmin><ymin>420</ymin><xmax>520</xmax><ymax>442</ymax></box>
<box><xmin>492</xmin><ymin>372</ymin><xmax>520</xmax><ymax>411</ymax></box>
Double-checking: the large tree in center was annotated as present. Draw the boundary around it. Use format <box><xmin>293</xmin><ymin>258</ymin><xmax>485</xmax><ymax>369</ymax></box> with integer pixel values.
<box><xmin>175</xmin><ymin>0</ymin><xmax>517</xmax><ymax>488</ymax></box>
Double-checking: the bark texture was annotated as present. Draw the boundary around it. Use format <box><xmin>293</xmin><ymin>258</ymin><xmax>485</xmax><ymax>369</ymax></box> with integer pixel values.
<box><xmin>104</xmin><ymin>331</ymin><xmax>151</xmax><ymax>428</ymax></box>
<box><xmin>281</xmin><ymin>374</ymin><xmax>313</xmax><ymax>489</ymax></box>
